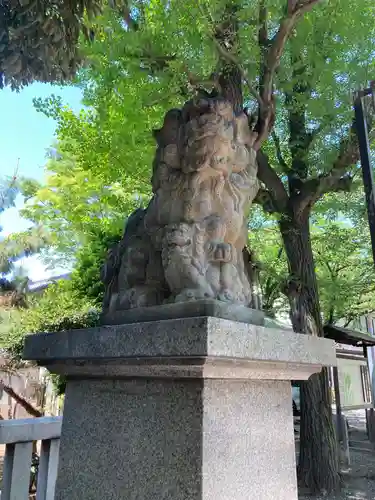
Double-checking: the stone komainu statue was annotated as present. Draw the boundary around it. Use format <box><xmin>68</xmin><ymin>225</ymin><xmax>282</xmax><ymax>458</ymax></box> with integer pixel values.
<box><xmin>101</xmin><ymin>97</ymin><xmax>259</xmax><ymax>317</ymax></box>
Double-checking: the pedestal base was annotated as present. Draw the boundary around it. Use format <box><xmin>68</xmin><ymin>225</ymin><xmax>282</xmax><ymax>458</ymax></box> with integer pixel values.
<box><xmin>24</xmin><ymin>316</ymin><xmax>337</xmax><ymax>500</ymax></box>
<box><xmin>101</xmin><ymin>298</ymin><xmax>265</xmax><ymax>326</ymax></box>
<box><xmin>56</xmin><ymin>378</ymin><xmax>295</xmax><ymax>500</ymax></box>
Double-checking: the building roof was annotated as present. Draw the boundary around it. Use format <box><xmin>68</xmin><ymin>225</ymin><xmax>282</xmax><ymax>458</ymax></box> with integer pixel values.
<box><xmin>27</xmin><ymin>273</ymin><xmax>71</xmax><ymax>293</ymax></box>
<box><xmin>323</xmin><ymin>323</ymin><xmax>375</xmax><ymax>347</ymax></box>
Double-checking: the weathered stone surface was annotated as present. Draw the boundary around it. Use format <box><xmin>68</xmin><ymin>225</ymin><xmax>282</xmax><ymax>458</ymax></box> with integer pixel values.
<box><xmin>24</xmin><ymin>319</ymin><xmax>337</xmax><ymax>500</ymax></box>
<box><xmin>101</xmin><ymin>97</ymin><xmax>260</xmax><ymax>317</ymax></box>
<box><xmin>101</xmin><ymin>298</ymin><xmax>265</xmax><ymax>325</ymax></box>
<box><xmin>24</xmin><ymin>317</ymin><xmax>336</xmax><ymax>371</ymax></box>
<box><xmin>54</xmin><ymin>378</ymin><xmax>297</xmax><ymax>500</ymax></box>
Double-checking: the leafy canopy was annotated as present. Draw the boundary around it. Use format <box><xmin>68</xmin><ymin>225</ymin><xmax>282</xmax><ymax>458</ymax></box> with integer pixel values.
<box><xmin>313</xmin><ymin>219</ymin><xmax>375</xmax><ymax>325</ymax></box>
<box><xmin>23</xmin><ymin>1</ymin><xmax>375</xmax><ymax>248</ymax></box>
<box><xmin>249</xmin><ymin>204</ymin><xmax>375</xmax><ymax>326</ymax></box>
<box><xmin>0</xmin><ymin>176</ymin><xmax>18</xmax><ymax>216</ymax></box>
<box><xmin>0</xmin><ymin>0</ymin><xmax>105</xmax><ymax>88</ymax></box>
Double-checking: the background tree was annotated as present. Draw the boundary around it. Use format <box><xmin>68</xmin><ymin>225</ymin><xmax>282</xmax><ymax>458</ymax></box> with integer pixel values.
<box><xmin>250</xmin><ymin>208</ymin><xmax>375</xmax><ymax>326</ymax></box>
<box><xmin>0</xmin><ymin>0</ymin><xmax>104</xmax><ymax>88</ymax></box>
<box><xmin>0</xmin><ymin>225</ymin><xmax>51</xmax><ymax>275</ymax></box>
<box><xmin>0</xmin><ymin>175</ymin><xmax>18</xmax><ymax>213</ymax></box>
<box><xmin>313</xmin><ymin>220</ymin><xmax>375</xmax><ymax>325</ymax></box>
<box><xmin>2</xmin><ymin>223</ymin><xmax>119</xmax><ymax>355</ymax></box>
<box><xmin>247</xmin><ymin>207</ymin><xmax>289</xmax><ymax>317</ymax></box>
<box><xmin>0</xmin><ymin>175</ymin><xmax>52</xmax><ymax>417</ymax></box>
<box><xmin>2</xmin><ymin>235</ymin><xmax>109</xmax><ymax>395</ymax></box>
<box><xmin>0</xmin><ymin>171</ymin><xmax>51</xmax><ymax>275</ymax></box>
<box><xmin>0</xmin><ymin>175</ymin><xmax>24</xmax><ymax>320</ymax></box>
<box><xmin>20</xmin><ymin>140</ymin><xmax>142</xmax><ymax>257</ymax></box>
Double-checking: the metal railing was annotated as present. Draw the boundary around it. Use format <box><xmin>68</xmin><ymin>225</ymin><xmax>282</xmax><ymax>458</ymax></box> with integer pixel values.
<box><xmin>0</xmin><ymin>416</ymin><xmax>62</xmax><ymax>500</ymax></box>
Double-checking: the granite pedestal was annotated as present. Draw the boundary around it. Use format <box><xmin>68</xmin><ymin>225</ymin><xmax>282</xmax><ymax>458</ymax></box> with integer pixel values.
<box><xmin>24</xmin><ymin>316</ymin><xmax>336</xmax><ymax>500</ymax></box>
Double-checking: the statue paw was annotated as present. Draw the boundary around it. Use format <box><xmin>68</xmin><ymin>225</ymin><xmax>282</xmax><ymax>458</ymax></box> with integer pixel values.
<box><xmin>217</xmin><ymin>289</ymin><xmax>235</xmax><ymax>302</ymax></box>
<box><xmin>207</xmin><ymin>242</ymin><xmax>232</xmax><ymax>262</ymax></box>
<box><xmin>175</xmin><ymin>288</ymin><xmax>213</xmax><ymax>302</ymax></box>
<box><xmin>119</xmin><ymin>287</ymin><xmax>162</xmax><ymax>309</ymax></box>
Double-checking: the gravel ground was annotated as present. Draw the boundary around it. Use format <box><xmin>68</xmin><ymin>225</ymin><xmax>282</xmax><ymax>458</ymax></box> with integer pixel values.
<box><xmin>299</xmin><ymin>410</ymin><xmax>375</xmax><ymax>500</ymax></box>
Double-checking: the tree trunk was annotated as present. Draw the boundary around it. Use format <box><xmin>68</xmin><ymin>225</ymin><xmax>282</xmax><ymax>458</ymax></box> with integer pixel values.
<box><xmin>219</xmin><ymin>64</ymin><xmax>243</xmax><ymax>114</ymax></box>
<box><xmin>215</xmin><ymin>2</ymin><xmax>243</xmax><ymax>114</ymax></box>
<box><xmin>279</xmin><ymin>210</ymin><xmax>340</xmax><ymax>494</ymax></box>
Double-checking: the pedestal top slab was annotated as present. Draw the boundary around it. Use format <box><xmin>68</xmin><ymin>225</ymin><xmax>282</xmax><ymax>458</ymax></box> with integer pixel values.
<box><xmin>23</xmin><ymin>317</ymin><xmax>336</xmax><ymax>381</ymax></box>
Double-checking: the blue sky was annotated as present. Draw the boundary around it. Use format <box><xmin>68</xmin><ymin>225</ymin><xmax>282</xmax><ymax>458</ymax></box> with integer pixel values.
<box><xmin>0</xmin><ymin>83</ymin><xmax>83</xmax><ymax>281</ymax></box>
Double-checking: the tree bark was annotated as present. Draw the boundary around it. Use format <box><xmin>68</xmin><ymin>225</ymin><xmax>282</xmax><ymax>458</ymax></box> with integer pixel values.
<box><xmin>215</xmin><ymin>2</ymin><xmax>243</xmax><ymax>113</ymax></box>
<box><xmin>219</xmin><ymin>64</ymin><xmax>243</xmax><ymax>113</ymax></box>
<box><xmin>279</xmin><ymin>210</ymin><xmax>340</xmax><ymax>494</ymax></box>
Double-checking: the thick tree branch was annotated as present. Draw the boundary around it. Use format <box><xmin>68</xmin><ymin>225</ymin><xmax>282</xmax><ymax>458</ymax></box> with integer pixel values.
<box><xmin>211</xmin><ymin>37</ymin><xmax>263</xmax><ymax>108</ymax></box>
<box><xmin>201</xmin><ymin>1</ymin><xmax>263</xmax><ymax>111</ymax></box>
<box><xmin>184</xmin><ymin>68</ymin><xmax>221</xmax><ymax>94</ymax></box>
<box><xmin>328</xmin><ymin>306</ymin><xmax>335</xmax><ymax>325</ymax></box>
<box><xmin>292</xmin><ymin>105</ymin><xmax>375</xmax><ymax>215</ymax></box>
<box><xmin>212</xmin><ymin>3</ymin><xmax>244</xmax><ymax>112</ymax></box>
<box><xmin>122</xmin><ymin>4</ymin><xmax>139</xmax><ymax>31</ymax></box>
<box><xmin>285</xmin><ymin>60</ymin><xmax>312</xmax><ymax>191</ymax></box>
<box><xmin>0</xmin><ymin>381</ymin><xmax>43</xmax><ymax>418</ymax></box>
<box><xmin>320</xmin><ymin>175</ymin><xmax>354</xmax><ymax>196</ymax></box>
<box><xmin>257</xmin><ymin>150</ymin><xmax>289</xmax><ymax>212</ymax></box>
<box><xmin>136</xmin><ymin>52</ymin><xmax>176</xmax><ymax>72</ymax></box>
<box><xmin>271</xmin><ymin>131</ymin><xmax>289</xmax><ymax>170</ymax></box>
<box><xmin>294</xmin><ymin>174</ymin><xmax>354</xmax><ymax>216</ymax></box>
<box><xmin>258</xmin><ymin>0</ymin><xmax>269</xmax><ymax>48</ymax></box>
<box><xmin>254</xmin><ymin>0</ymin><xmax>322</xmax><ymax>149</ymax></box>
<box><xmin>329</xmin><ymin>124</ymin><xmax>360</xmax><ymax>176</ymax></box>
<box><xmin>305</xmin><ymin>124</ymin><xmax>324</xmax><ymax>149</ymax></box>
<box><xmin>145</xmin><ymin>70</ymin><xmax>220</xmax><ymax>107</ymax></box>
<box><xmin>287</xmin><ymin>0</ymin><xmax>323</xmax><ymax>15</ymax></box>
<box><xmin>258</xmin><ymin>0</ymin><xmax>269</xmax><ymax>97</ymax></box>
<box><xmin>253</xmin><ymin>187</ymin><xmax>279</xmax><ymax>213</ymax></box>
